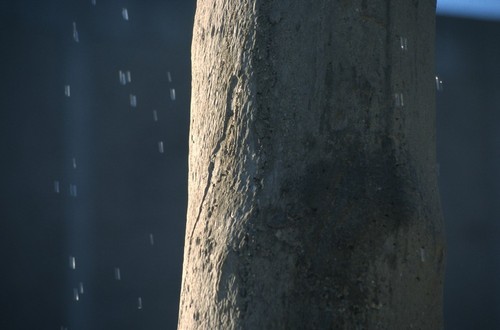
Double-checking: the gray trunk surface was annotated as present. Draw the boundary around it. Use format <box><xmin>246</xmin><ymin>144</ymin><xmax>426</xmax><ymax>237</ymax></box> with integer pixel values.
<box><xmin>179</xmin><ymin>0</ymin><xmax>445</xmax><ymax>329</ymax></box>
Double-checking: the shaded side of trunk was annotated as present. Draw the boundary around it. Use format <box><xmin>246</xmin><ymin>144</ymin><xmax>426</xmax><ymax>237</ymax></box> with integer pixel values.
<box><xmin>179</xmin><ymin>0</ymin><xmax>445</xmax><ymax>329</ymax></box>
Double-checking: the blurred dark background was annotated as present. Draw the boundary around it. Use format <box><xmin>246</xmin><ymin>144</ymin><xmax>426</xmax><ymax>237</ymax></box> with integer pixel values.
<box><xmin>437</xmin><ymin>15</ymin><xmax>500</xmax><ymax>330</ymax></box>
<box><xmin>0</xmin><ymin>1</ymin><xmax>498</xmax><ymax>329</ymax></box>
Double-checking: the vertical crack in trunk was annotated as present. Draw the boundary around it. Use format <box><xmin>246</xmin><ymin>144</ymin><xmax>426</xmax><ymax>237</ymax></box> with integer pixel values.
<box><xmin>187</xmin><ymin>75</ymin><xmax>238</xmax><ymax>261</ymax></box>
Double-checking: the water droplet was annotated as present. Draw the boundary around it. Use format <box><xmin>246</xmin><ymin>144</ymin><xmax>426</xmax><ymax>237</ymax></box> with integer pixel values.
<box><xmin>170</xmin><ymin>88</ymin><xmax>176</xmax><ymax>101</ymax></box>
<box><xmin>149</xmin><ymin>233</ymin><xmax>155</xmax><ymax>245</ymax></box>
<box><xmin>122</xmin><ymin>8</ymin><xmax>129</xmax><ymax>21</ymax></box>
<box><xmin>79</xmin><ymin>282</ymin><xmax>84</xmax><ymax>294</ymax></box>
<box><xmin>72</xmin><ymin>157</ymin><xmax>77</xmax><ymax>169</ymax></box>
<box><xmin>167</xmin><ymin>71</ymin><xmax>172</xmax><ymax>83</ymax></box>
<box><xmin>129</xmin><ymin>94</ymin><xmax>137</xmax><ymax>107</ymax></box>
<box><xmin>394</xmin><ymin>93</ymin><xmax>404</xmax><ymax>107</ymax></box>
<box><xmin>126</xmin><ymin>70</ymin><xmax>132</xmax><ymax>83</ymax></box>
<box><xmin>91</xmin><ymin>0</ymin><xmax>96</xmax><ymax>5</ymax></box>
<box><xmin>399</xmin><ymin>36</ymin><xmax>408</xmax><ymax>51</ymax></box>
<box><xmin>72</xmin><ymin>22</ymin><xmax>79</xmax><ymax>43</ymax></box>
<box><xmin>64</xmin><ymin>85</ymin><xmax>71</xmax><ymax>97</ymax></box>
<box><xmin>54</xmin><ymin>180</ymin><xmax>60</xmax><ymax>193</ymax></box>
<box><xmin>69</xmin><ymin>184</ymin><xmax>78</xmax><ymax>197</ymax></box>
<box><xmin>137</xmin><ymin>297</ymin><xmax>143</xmax><ymax>310</ymax></box>
<box><xmin>119</xmin><ymin>70</ymin><xmax>127</xmax><ymax>85</ymax></box>
<box><xmin>435</xmin><ymin>75</ymin><xmax>443</xmax><ymax>91</ymax></box>
<box><xmin>114</xmin><ymin>267</ymin><xmax>121</xmax><ymax>280</ymax></box>
<box><xmin>158</xmin><ymin>141</ymin><xmax>164</xmax><ymax>154</ymax></box>
<box><xmin>69</xmin><ymin>256</ymin><xmax>76</xmax><ymax>270</ymax></box>
<box><xmin>60</xmin><ymin>326</ymin><xmax>68</xmax><ymax>330</ymax></box>
<box><xmin>73</xmin><ymin>288</ymin><xmax>80</xmax><ymax>301</ymax></box>
<box><xmin>153</xmin><ymin>110</ymin><xmax>158</xmax><ymax>122</ymax></box>
<box><xmin>420</xmin><ymin>248</ymin><xmax>426</xmax><ymax>262</ymax></box>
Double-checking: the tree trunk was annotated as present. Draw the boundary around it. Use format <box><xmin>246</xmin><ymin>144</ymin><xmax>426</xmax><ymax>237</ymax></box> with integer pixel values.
<box><xmin>178</xmin><ymin>0</ymin><xmax>445</xmax><ymax>329</ymax></box>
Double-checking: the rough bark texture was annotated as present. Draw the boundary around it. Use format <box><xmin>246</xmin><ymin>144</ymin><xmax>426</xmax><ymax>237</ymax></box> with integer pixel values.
<box><xmin>179</xmin><ymin>0</ymin><xmax>445</xmax><ymax>329</ymax></box>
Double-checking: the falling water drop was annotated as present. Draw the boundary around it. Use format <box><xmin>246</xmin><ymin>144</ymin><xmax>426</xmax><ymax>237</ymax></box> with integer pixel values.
<box><xmin>69</xmin><ymin>184</ymin><xmax>78</xmax><ymax>197</ymax></box>
<box><xmin>137</xmin><ymin>297</ymin><xmax>143</xmax><ymax>310</ymax></box>
<box><xmin>119</xmin><ymin>70</ymin><xmax>127</xmax><ymax>85</ymax></box>
<box><xmin>167</xmin><ymin>71</ymin><xmax>172</xmax><ymax>83</ymax></box>
<box><xmin>399</xmin><ymin>36</ymin><xmax>408</xmax><ymax>51</ymax></box>
<box><xmin>158</xmin><ymin>141</ymin><xmax>164</xmax><ymax>154</ymax></box>
<box><xmin>64</xmin><ymin>85</ymin><xmax>71</xmax><ymax>97</ymax></box>
<box><xmin>79</xmin><ymin>282</ymin><xmax>84</xmax><ymax>294</ymax></box>
<box><xmin>72</xmin><ymin>22</ymin><xmax>79</xmax><ymax>43</ymax></box>
<box><xmin>72</xmin><ymin>157</ymin><xmax>77</xmax><ymax>169</ymax></box>
<box><xmin>91</xmin><ymin>0</ymin><xmax>96</xmax><ymax>5</ymax></box>
<box><xmin>149</xmin><ymin>233</ymin><xmax>155</xmax><ymax>245</ymax></box>
<box><xmin>435</xmin><ymin>75</ymin><xmax>444</xmax><ymax>91</ymax></box>
<box><xmin>420</xmin><ymin>248</ymin><xmax>426</xmax><ymax>262</ymax></box>
<box><xmin>170</xmin><ymin>88</ymin><xmax>176</xmax><ymax>101</ymax></box>
<box><xmin>54</xmin><ymin>180</ymin><xmax>60</xmax><ymax>194</ymax></box>
<box><xmin>153</xmin><ymin>110</ymin><xmax>158</xmax><ymax>122</ymax></box>
<box><xmin>73</xmin><ymin>288</ymin><xmax>80</xmax><ymax>301</ymax></box>
<box><xmin>122</xmin><ymin>8</ymin><xmax>129</xmax><ymax>21</ymax></box>
<box><xmin>126</xmin><ymin>70</ymin><xmax>132</xmax><ymax>83</ymax></box>
<box><xmin>69</xmin><ymin>256</ymin><xmax>76</xmax><ymax>270</ymax></box>
<box><xmin>129</xmin><ymin>94</ymin><xmax>137</xmax><ymax>107</ymax></box>
<box><xmin>114</xmin><ymin>267</ymin><xmax>121</xmax><ymax>280</ymax></box>
<box><xmin>394</xmin><ymin>93</ymin><xmax>404</xmax><ymax>107</ymax></box>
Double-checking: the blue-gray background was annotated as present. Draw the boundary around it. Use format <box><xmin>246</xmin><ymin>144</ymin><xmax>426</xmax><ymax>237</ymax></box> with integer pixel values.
<box><xmin>0</xmin><ymin>1</ymin><xmax>498</xmax><ymax>329</ymax></box>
